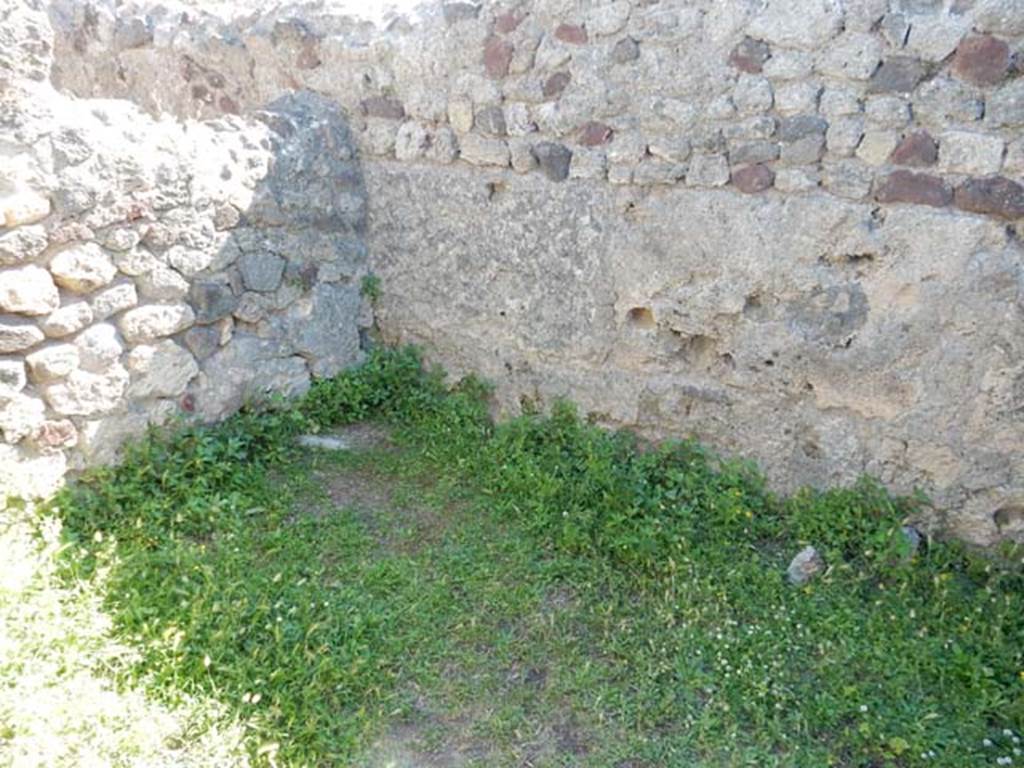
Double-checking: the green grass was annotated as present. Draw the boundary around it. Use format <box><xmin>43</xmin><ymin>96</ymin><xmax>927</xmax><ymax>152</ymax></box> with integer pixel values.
<box><xmin>0</xmin><ymin>503</ymin><xmax>249</xmax><ymax>766</ymax></box>
<box><xmin>360</xmin><ymin>274</ymin><xmax>382</xmax><ymax>303</ymax></box>
<box><xmin>20</xmin><ymin>346</ymin><xmax>1024</xmax><ymax>766</ymax></box>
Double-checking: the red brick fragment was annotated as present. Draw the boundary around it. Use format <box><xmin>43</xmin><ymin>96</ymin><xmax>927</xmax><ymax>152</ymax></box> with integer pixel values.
<box><xmin>483</xmin><ymin>36</ymin><xmax>515</xmax><ymax>78</ymax></box>
<box><xmin>360</xmin><ymin>96</ymin><xmax>405</xmax><ymax>120</ymax></box>
<box><xmin>874</xmin><ymin>170</ymin><xmax>951</xmax><ymax>208</ymax></box>
<box><xmin>954</xmin><ymin>176</ymin><xmax>1024</xmax><ymax>220</ymax></box>
<box><xmin>731</xmin><ymin>164</ymin><xmax>775</xmax><ymax>194</ymax></box>
<box><xmin>32</xmin><ymin>420</ymin><xmax>77</xmax><ymax>450</ymax></box>
<box><xmin>729</xmin><ymin>37</ymin><xmax>770</xmax><ymax>74</ymax></box>
<box><xmin>889</xmin><ymin>130</ymin><xmax>938</xmax><ymax>167</ymax></box>
<box><xmin>296</xmin><ymin>42</ymin><xmax>322</xmax><ymax>70</ymax></box>
<box><xmin>555</xmin><ymin>23</ymin><xmax>588</xmax><ymax>45</ymax></box>
<box><xmin>952</xmin><ymin>34</ymin><xmax>1010</xmax><ymax>87</ymax></box>
<box><xmin>495</xmin><ymin>11</ymin><xmax>523</xmax><ymax>34</ymax></box>
<box><xmin>579</xmin><ymin>121</ymin><xmax>613</xmax><ymax>146</ymax></box>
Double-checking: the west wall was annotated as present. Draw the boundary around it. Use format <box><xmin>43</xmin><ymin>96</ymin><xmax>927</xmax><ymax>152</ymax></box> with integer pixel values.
<box><xmin>6</xmin><ymin>0</ymin><xmax>1024</xmax><ymax>544</ymax></box>
<box><xmin>0</xmin><ymin>1</ymin><xmax>371</xmax><ymax>500</ymax></box>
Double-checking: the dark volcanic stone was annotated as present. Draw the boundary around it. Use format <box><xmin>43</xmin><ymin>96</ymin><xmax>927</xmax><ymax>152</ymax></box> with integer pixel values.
<box><xmin>778</xmin><ymin>115</ymin><xmax>828</xmax><ymax>142</ymax></box>
<box><xmin>612</xmin><ymin>37</ymin><xmax>639</xmax><ymax>64</ymax></box>
<box><xmin>475</xmin><ymin>105</ymin><xmax>507</xmax><ymax>137</ymax></box>
<box><xmin>190</xmin><ymin>281</ymin><xmax>238</xmax><ymax>324</ymax></box>
<box><xmin>532</xmin><ymin>142</ymin><xmax>573</xmax><ymax>182</ymax></box>
<box><xmin>443</xmin><ymin>2</ymin><xmax>480</xmax><ymax>26</ymax></box>
<box><xmin>868</xmin><ymin>56</ymin><xmax>926</xmax><ymax>94</ymax></box>
<box><xmin>543</xmin><ymin>71</ymin><xmax>571</xmax><ymax>99</ymax></box>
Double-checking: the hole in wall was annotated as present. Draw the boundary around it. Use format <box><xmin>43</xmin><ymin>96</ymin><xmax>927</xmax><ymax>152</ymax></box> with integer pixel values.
<box><xmin>818</xmin><ymin>252</ymin><xmax>878</xmax><ymax>268</ymax></box>
<box><xmin>486</xmin><ymin>181</ymin><xmax>506</xmax><ymax>201</ymax></box>
<box><xmin>627</xmin><ymin>306</ymin><xmax>655</xmax><ymax>328</ymax></box>
<box><xmin>358</xmin><ymin>327</ymin><xmax>374</xmax><ymax>351</ymax></box>
<box><xmin>687</xmin><ymin>334</ymin><xmax>715</xmax><ymax>356</ymax></box>
<box><xmin>676</xmin><ymin>333</ymin><xmax>717</xmax><ymax>367</ymax></box>
<box><xmin>742</xmin><ymin>292</ymin><xmax>770</xmax><ymax>321</ymax></box>
<box><xmin>993</xmin><ymin>505</ymin><xmax>1024</xmax><ymax>531</ymax></box>
<box><xmin>519</xmin><ymin>392</ymin><xmax>541</xmax><ymax>415</ymax></box>
<box><xmin>802</xmin><ymin>440</ymin><xmax>822</xmax><ymax>459</ymax></box>
<box><xmin>844</xmin><ymin>253</ymin><xmax>876</xmax><ymax>264</ymax></box>
<box><xmin>621</xmin><ymin>192</ymin><xmax>648</xmax><ymax>220</ymax></box>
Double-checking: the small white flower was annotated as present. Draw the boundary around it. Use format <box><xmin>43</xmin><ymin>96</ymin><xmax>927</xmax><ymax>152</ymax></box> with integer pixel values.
<box><xmin>986</xmin><ymin>739</ymin><xmax>995</xmax><ymax>748</ymax></box>
<box><xmin>859</xmin><ymin>705</ymin><xmax>868</xmax><ymax>713</ymax></box>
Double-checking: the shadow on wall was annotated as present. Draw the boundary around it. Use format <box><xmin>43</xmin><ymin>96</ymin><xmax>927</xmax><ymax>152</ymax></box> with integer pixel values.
<box><xmin>186</xmin><ymin>91</ymin><xmax>371</xmax><ymax>422</ymax></box>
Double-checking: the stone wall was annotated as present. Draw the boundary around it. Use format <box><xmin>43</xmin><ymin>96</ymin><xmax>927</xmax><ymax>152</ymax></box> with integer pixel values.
<box><xmin>6</xmin><ymin>0</ymin><xmax>1024</xmax><ymax>544</ymax></box>
<box><xmin>0</xmin><ymin>2</ymin><xmax>371</xmax><ymax>500</ymax></box>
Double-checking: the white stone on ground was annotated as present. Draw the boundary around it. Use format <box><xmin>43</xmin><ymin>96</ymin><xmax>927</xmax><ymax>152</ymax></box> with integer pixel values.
<box><xmin>298</xmin><ymin>434</ymin><xmax>352</xmax><ymax>451</ymax></box>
